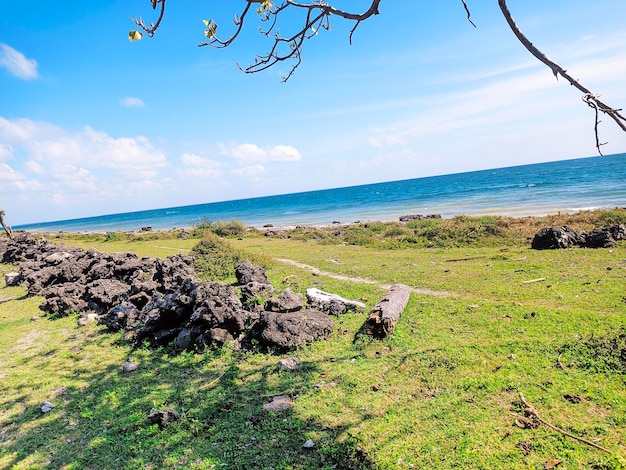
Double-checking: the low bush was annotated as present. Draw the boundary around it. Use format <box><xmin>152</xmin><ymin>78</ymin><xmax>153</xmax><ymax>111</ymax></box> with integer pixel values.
<box><xmin>191</xmin><ymin>232</ymin><xmax>270</xmax><ymax>281</ymax></box>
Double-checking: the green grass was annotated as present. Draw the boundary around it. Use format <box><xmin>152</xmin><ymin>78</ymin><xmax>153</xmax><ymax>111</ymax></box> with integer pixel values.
<box><xmin>1</xmin><ymin>214</ymin><xmax>626</xmax><ymax>469</ymax></box>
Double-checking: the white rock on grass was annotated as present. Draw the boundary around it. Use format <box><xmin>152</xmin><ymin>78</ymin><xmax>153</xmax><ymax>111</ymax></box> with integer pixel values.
<box><xmin>40</xmin><ymin>401</ymin><xmax>55</xmax><ymax>413</ymax></box>
<box><xmin>277</xmin><ymin>357</ymin><xmax>300</xmax><ymax>372</ymax></box>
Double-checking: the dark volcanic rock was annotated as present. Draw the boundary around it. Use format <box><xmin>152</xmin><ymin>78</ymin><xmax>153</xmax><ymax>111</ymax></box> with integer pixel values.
<box><xmin>105</xmin><ymin>303</ymin><xmax>142</xmax><ymax>332</ymax></box>
<box><xmin>583</xmin><ymin>228</ymin><xmax>616</xmax><ymax>248</ymax></box>
<box><xmin>85</xmin><ymin>279</ymin><xmax>132</xmax><ymax>315</ymax></box>
<box><xmin>235</xmin><ymin>260</ymin><xmax>270</xmax><ymax>286</ymax></box>
<box><xmin>609</xmin><ymin>224</ymin><xmax>626</xmax><ymax>241</ymax></box>
<box><xmin>189</xmin><ymin>281</ymin><xmax>257</xmax><ymax>336</ymax></box>
<box><xmin>531</xmin><ymin>223</ymin><xmax>626</xmax><ymax>249</ymax></box>
<box><xmin>147</xmin><ymin>408</ymin><xmax>180</xmax><ymax>429</ymax></box>
<box><xmin>531</xmin><ymin>226</ymin><xmax>584</xmax><ymax>250</ymax></box>
<box><xmin>0</xmin><ymin>234</ymin><xmax>339</xmax><ymax>353</ymax></box>
<box><xmin>40</xmin><ymin>283</ymin><xmax>88</xmax><ymax>316</ymax></box>
<box><xmin>250</xmin><ymin>309</ymin><xmax>334</xmax><ymax>351</ymax></box>
<box><xmin>265</xmin><ymin>288</ymin><xmax>303</xmax><ymax>313</ymax></box>
<box><xmin>399</xmin><ymin>214</ymin><xmax>442</xmax><ymax>222</ymax></box>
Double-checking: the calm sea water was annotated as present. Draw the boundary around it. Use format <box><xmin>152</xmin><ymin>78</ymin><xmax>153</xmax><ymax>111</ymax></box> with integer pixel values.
<box><xmin>15</xmin><ymin>153</ymin><xmax>626</xmax><ymax>233</ymax></box>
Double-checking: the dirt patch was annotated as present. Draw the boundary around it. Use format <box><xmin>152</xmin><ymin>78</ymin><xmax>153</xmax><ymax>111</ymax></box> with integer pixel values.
<box><xmin>14</xmin><ymin>328</ymin><xmax>46</xmax><ymax>353</ymax></box>
<box><xmin>274</xmin><ymin>258</ymin><xmax>454</xmax><ymax>297</ymax></box>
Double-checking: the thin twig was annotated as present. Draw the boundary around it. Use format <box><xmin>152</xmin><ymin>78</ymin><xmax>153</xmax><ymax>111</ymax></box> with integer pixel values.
<box><xmin>460</xmin><ymin>0</ymin><xmax>476</xmax><ymax>27</ymax></box>
<box><xmin>556</xmin><ymin>353</ymin><xmax>567</xmax><ymax>372</ymax></box>
<box><xmin>0</xmin><ymin>297</ymin><xmax>16</xmax><ymax>304</ymax></box>
<box><xmin>519</xmin><ymin>393</ymin><xmax>612</xmax><ymax>454</ymax></box>
<box><xmin>197</xmin><ymin>370</ymin><xmax>229</xmax><ymax>390</ymax></box>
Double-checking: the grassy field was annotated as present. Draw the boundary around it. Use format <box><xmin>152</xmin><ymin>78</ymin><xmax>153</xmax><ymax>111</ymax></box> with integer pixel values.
<box><xmin>1</xmin><ymin>212</ymin><xmax>625</xmax><ymax>469</ymax></box>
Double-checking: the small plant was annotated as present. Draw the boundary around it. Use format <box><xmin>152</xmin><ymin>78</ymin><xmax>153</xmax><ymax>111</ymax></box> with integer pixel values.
<box><xmin>191</xmin><ymin>232</ymin><xmax>269</xmax><ymax>281</ymax></box>
<box><xmin>561</xmin><ymin>327</ymin><xmax>626</xmax><ymax>374</ymax></box>
<box><xmin>105</xmin><ymin>231</ymin><xmax>124</xmax><ymax>242</ymax></box>
<box><xmin>191</xmin><ymin>218</ymin><xmax>246</xmax><ymax>238</ymax></box>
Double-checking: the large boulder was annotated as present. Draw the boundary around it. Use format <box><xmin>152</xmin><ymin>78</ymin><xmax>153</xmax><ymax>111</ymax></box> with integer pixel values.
<box><xmin>84</xmin><ymin>279</ymin><xmax>132</xmax><ymax>315</ymax></box>
<box><xmin>39</xmin><ymin>283</ymin><xmax>88</xmax><ymax>316</ymax></box>
<box><xmin>189</xmin><ymin>281</ymin><xmax>258</xmax><ymax>337</ymax></box>
<box><xmin>583</xmin><ymin>228</ymin><xmax>616</xmax><ymax>248</ymax></box>
<box><xmin>235</xmin><ymin>260</ymin><xmax>274</xmax><ymax>307</ymax></box>
<box><xmin>531</xmin><ymin>226</ymin><xmax>584</xmax><ymax>250</ymax></box>
<box><xmin>265</xmin><ymin>288</ymin><xmax>304</xmax><ymax>313</ymax></box>
<box><xmin>250</xmin><ymin>309</ymin><xmax>334</xmax><ymax>351</ymax></box>
<box><xmin>235</xmin><ymin>260</ymin><xmax>270</xmax><ymax>285</ymax></box>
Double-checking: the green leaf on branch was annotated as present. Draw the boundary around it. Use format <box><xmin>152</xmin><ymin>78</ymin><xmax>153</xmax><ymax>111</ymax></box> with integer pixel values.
<box><xmin>128</xmin><ymin>30</ymin><xmax>143</xmax><ymax>42</ymax></box>
<box><xmin>203</xmin><ymin>19</ymin><xmax>217</xmax><ymax>39</ymax></box>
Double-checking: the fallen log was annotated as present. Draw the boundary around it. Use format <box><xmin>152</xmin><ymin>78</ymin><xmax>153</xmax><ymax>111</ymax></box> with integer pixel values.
<box><xmin>306</xmin><ymin>288</ymin><xmax>366</xmax><ymax>315</ymax></box>
<box><xmin>365</xmin><ymin>283</ymin><xmax>411</xmax><ymax>338</ymax></box>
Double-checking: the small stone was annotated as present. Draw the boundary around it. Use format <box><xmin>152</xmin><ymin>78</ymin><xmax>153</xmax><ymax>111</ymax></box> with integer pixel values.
<box><xmin>40</xmin><ymin>401</ymin><xmax>55</xmax><ymax>413</ymax></box>
<box><xmin>4</xmin><ymin>272</ymin><xmax>21</xmax><ymax>286</ymax></box>
<box><xmin>122</xmin><ymin>361</ymin><xmax>138</xmax><ymax>372</ymax></box>
<box><xmin>508</xmin><ymin>354</ymin><xmax>517</xmax><ymax>360</ymax></box>
<box><xmin>277</xmin><ymin>357</ymin><xmax>300</xmax><ymax>372</ymax></box>
<box><xmin>302</xmin><ymin>439</ymin><xmax>315</xmax><ymax>449</ymax></box>
<box><xmin>262</xmin><ymin>395</ymin><xmax>294</xmax><ymax>412</ymax></box>
<box><xmin>30</xmin><ymin>316</ymin><xmax>41</xmax><ymax>322</ymax></box>
<box><xmin>77</xmin><ymin>313</ymin><xmax>99</xmax><ymax>327</ymax></box>
<box><xmin>147</xmin><ymin>408</ymin><xmax>180</xmax><ymax>429</ymax></box>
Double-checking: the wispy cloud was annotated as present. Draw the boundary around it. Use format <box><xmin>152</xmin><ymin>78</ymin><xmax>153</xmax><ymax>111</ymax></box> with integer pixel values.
<box><xmin>231</xmin><ymin>164</ymin><xmax>266</xmax><ymax>180</ymax></box>
<box><xmin>120</xmin><ymin>97</ymin><xmax>146</xmax><ymax>107</ymax></box>
<box><xmin>0</xmin><ymin>43</ymin><xmax>38</xmax><ymax>79</ymax></box>
<box><xmin>178</xmin><ymin>153</ymin><xmax>223</xmax><ymax>178</ymax></box>
<box><xmin>0</xmin><ymin>144</ymin><xmax>13</xmax><ymax>161</ymax></box>
<box><xmin>230</xmin><ymin>143</ymin><xmax>302</xmax><ymax>163</ymax></box>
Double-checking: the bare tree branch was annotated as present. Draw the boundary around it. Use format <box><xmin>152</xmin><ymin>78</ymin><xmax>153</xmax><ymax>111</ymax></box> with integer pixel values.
<box><xmin>131</xmin><ymin>0</ymin><xmax>626</xmax><ymax>150</ymax></box>
<box><xmin>498</xmin><ymin>0</ymin><xmax>626</xmax><ymax>154</ymax></box>
<box><xmin>197</xmin><ymin>1</ymin><xmax>382</xmax><ymax>82</ymax></box>
<box><xmin>132</xmin><ymin>0</ymin><xmax>166</xmax><ymax>37</ymax></box>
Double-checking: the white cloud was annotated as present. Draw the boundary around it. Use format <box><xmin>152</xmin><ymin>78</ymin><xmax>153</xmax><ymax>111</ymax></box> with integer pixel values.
<box><xmin>121</xmin><ymin>97</ymin><xmax>146</xmax><ymax>107</ymax></box>
<box><xmin>0</xmin><ymin>163</ymin><xmax>23</xmax><ymax>181</ymax></box>
<box><xmin>24</xmin><ymin>160</ymin><xmax>45</xmax><ymax>174</ymax></box>
<box><xmin>231</xmin><ymin>143</ymin><xmax>302</xmax><ymax>163</ymax></box>
<box><xmin>179</xmin><ymin>153</ymin><xmax>223</xmax><ymax>178</ymax></box>
<box><xmin>231</xmin><ymin>164</ymin><xmax>266</xmax><ymax>179</ymax></box>
<box><xmin>0</xmin><ymin>116</ymin><xmax>171</xmax><ymax>206</ymax></box>
<box><xmin>0</xmin><ymin>43</ymin><xmax>38</xmax><ymax>79</ymax></box>
<box><xmin>0</xmin><ymin>144</ymin><xmax>13</xmax><ymax>161</ymax></box>
<box><xmin>181</xmin><ymin>152</ymin><xmax>220</xmax><ymax>168</ymax></box>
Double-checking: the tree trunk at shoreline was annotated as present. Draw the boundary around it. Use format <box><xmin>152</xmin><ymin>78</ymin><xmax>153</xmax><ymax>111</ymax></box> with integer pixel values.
<box><xmin>0</xmin><ymin>210</ymin><xmax>14</xmax><ymax>240</ymax></box>
<box><xmin>365</xmin><ymin>283</ymin><xmax>411</xmax><ymax>338</ymax></box>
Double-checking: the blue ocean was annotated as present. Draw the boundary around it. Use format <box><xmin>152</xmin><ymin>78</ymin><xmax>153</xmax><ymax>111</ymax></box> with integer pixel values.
<box><xmin>15</xmin><ymin>153</ymin><xmax>626</xmax><ymax>233</ymax></box>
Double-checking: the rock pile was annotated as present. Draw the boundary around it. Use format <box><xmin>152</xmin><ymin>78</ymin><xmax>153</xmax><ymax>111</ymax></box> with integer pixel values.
<box><xmin>1</xmin><ymin>233</ymin><xmax>364</xmax><ymax>352</ymax></box>
<box><xmin>398</xmin><ymin>214</ymin><xmax>442</xmax><ymax>222</ymax></box>
<box><xmin>531</xmin><ymin>224</ymin><xmax>626</xmax><ymax>249</ymax></box>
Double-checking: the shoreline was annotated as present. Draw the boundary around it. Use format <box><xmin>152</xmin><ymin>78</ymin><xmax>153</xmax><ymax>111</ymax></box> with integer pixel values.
<box><xmin>9</xmin><ymin>207</ymin><xmax>625</xmax><ymax>236</ymax></box>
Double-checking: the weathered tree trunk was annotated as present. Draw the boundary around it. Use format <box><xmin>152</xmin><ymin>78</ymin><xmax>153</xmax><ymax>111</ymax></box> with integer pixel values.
<box><xmin>365</xmin><ymin>283</ymin><xmax>411</xmax><ymax>338</ymax></box>
<box><xmin>0</xmin><ymin>210</ymin><xmax>14</xmax><ymax>240</ymax></box>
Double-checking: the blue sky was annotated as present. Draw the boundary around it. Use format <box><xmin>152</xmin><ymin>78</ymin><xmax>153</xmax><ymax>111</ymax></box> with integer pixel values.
<box><xmin>1</xmin><ymin>1</ymin><xmax>625</xmax><ymax>226</ymax></box>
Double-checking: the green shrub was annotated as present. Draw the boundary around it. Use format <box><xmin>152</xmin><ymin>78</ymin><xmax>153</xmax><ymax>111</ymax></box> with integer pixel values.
<box><xmin>191</xmin><ymin>232</ymin><xmax>270</xmax><ymax>281</ymax></box>
<box><xmin>191</xmin><ymin>218</ymin><xmax>246</xmax><ymax>238</ymax></box>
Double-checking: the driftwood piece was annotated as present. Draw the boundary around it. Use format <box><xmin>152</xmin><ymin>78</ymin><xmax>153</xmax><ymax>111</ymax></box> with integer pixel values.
<box><xmin>306</xmin><ymin>288</ymin><xmax>366</xmax><ymax>315</ymax></box>
<box><xmin>365</xmin><ymin>283</ymin><xmax>411</xmax><ymax>338</ymax></box>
